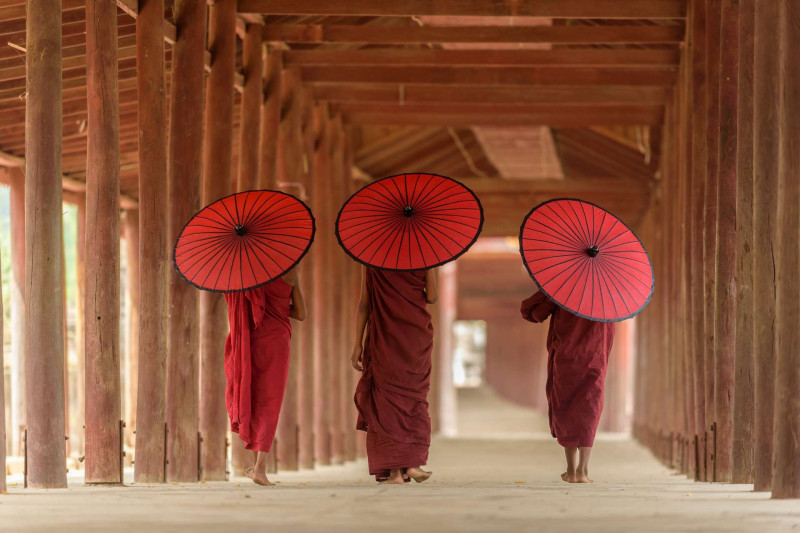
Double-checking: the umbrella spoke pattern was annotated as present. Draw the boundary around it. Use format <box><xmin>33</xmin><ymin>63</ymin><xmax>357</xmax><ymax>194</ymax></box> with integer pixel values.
<box><xmin>336</xmin><ymin>173</ymin><xmax>483</xmax><ymax>271</ymax></box>
<box><xmin>519</xmin><ymin>198</ymin><xmax>654</xmax><ymax>322</ymax></box>
<box><xmin>174</xmin><ymin>190</ymin><xmax>315</xmax><ymax>292</ymax></box>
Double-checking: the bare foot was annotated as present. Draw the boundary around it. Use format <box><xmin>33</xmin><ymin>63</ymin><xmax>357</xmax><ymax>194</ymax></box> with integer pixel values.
<box><xmin>406</xmin><ymin>467</ymin><xmax>432</xmax><ymax>483</ymax></box>
<box><xmin>561</xmin><ymin>471</ymin><xmax>577</xmax><ymax>483</ymax></box>
<box><xmin>575</xmin><ymin>473</ymin><xmax>593</xmax><ymax>484</ymax></box>
<box><xmin>244</xmin><ymin>466</ymin><xmax>254</xmax><ymax>479</ymax></box>
<box><xmin>378</xmin><ymin>469</ymin><xmax>406</xmax><ymax>484</ymax></box>
<box><xmin>251</xmin><ymin>471</ymin><xmax>274</xmax><ymax>486</ymax></box>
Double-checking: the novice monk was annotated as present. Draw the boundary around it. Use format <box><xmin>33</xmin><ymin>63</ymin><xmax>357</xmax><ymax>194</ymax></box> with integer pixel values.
<box><xmin>520</xmin><ymin>289</ymin><xmax>615</xmax><ymax>484</ymax></box>
<box><xmin>351</xmin><ymin>266</ymin><xmax>438</xmax><ymax>484</ymax></box>
<box><xmin>224</xmin><ymin>267</ymin><xmax>306</xmax><ymax>486</ymax></box>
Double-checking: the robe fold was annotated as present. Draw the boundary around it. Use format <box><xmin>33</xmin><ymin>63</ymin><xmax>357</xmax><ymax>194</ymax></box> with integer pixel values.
<box><xmin>521</xmin><ymin>290</ymin><xmax>615</xmax><ymax>448</ymax></box>
<box><xmin>224</xmin><ymin>279</ymin><xmax>293</xmax><ymax>452</ymax></box>
<box><xmin>355</xmin><ymin>269</ymin><xmax>433</xmax><ymax>479</ymax></box>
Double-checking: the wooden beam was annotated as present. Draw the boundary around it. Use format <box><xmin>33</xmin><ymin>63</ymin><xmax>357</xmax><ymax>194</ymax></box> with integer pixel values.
<box><xmin>199</xmin><ymin>0</ymin><xmax>237</xmax><ymax>480</ymax></box>
<box><xmin>341</xmin><ymin>105</ymin><xmax>663</xmax><ymax>127</ymax></box>
<box><xmin>284</xmin><ymin>48</ymin><xmax>681</xmax><ymax>67</ymax></box>
<box><xmin>263</xmin><ymin>23</ymin><xmax>685</xmax><ymax>45</ymax></box>
<box><xmin>24</xmin><ymin>0</ymin><xmax>67</xmax><ymax>489</ymax></box>
<box><xmin>301</xmin><ymin>66</ymin><xmax>676</xmax><ymax>86</ymax></box>
<box><xmin>134</xmin><ymin>0</ymin><xmax>170</xmax><ymax>484</ymax></box>
<box><xmin>84</xmin><ymin>0</ymin><xmax>122</xmax><ymax>485</ymax></box>
<box><xmin>312</xmin><ymin>83</ymin><xmax>669</xmax><ymax>105</ymax></box>
<box><xmin>167</xmin><ymin>0</ymin><xmax>206</xmax><ymax>484</ymax></box>
<box><xmin>240</xmin><ymin>0</ymin><xmax>687</xmax><ymax>18</ymax></box>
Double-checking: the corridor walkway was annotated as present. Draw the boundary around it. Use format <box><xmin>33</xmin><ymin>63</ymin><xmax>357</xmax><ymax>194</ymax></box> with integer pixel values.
<box><xmin>2</xmin><ymin>388</ymin><xmax>798</xmax><ymax>532</ymax></box>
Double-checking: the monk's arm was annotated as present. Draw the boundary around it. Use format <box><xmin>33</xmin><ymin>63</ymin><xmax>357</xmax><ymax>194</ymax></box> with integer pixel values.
<box><xmin>289</xmin><ymin>283</ymin><xmax>307</xmax><ymax>321</ymax></box>
<box><xmin>520</xmin><ymin>290</ymin><xmax>555</xmax><ymax>323</ymax></box>
<box><xmin>424</xmin><ymin>268</ymin><xmax>439</xmax><ymax>304</ymax></box>
<box><xmin>351</xmin><ymin>267</ymin><xmax>370</xmax><ymax>371</ymax></box>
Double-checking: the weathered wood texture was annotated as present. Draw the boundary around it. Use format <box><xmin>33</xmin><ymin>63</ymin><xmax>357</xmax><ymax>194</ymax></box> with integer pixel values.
<box><xmin>167</xmin><ymin>0</ymin><xmax>206</xmax><ymax>483</ymax></box>
<box><xmin>237</xmin><ymin>23</ymin><xmax>262</xmax><ymax>192</ymax></box>
<box><xmin>732</xmin><ymin>0</ymin><xmax>755</xmax><ymax>485</ymax></box>
<box><xmin>752</xmin><ymin>0</ymin><xmax>780</xmax><ymax>493</ymax></box>
<box><xmin>24</xmin><ymin>0</ymin><xmax>67</xmax><ymax>489</ymax></box>
<box><xmin>772</xmin><ymin>0</ymin><xmax>800</xmax><ymax>500</ymax></box>
<box><xmin>123</xmin><ymin>209</ymin><xmax>139</xmax><ymax>449</ymax></box>
<box><xmin>200</xmin><ymin>0</ymin><xmax>237</xmax><ymax>481</ymax></box>
<box><xmin>8</xmin><ymin>170</ymin><xmax>25</xmax><ymax>457</ymax></box>
<box><xmin>258</xmin><ymin>49</ymin><xmax>282</xmax><ymax>189</ymax></box>
<box><xmin>134</xmin><ymin>0</ymin><xmax>169</xmax><ymax>484</ymax></box>
<box><xmin>84</xmin><ymin>0</ymin><xmax>122</xmax><ymax>484</ymax></box>
<box><xmin>0</xmin><ymin>202</ymin><xmax>6</xmax><ymax>493</ymax></box>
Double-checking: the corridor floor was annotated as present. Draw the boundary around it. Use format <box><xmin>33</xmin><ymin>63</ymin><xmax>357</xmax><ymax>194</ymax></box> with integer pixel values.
<box><xmin>2</xmin><ymin>390</ymin><xmax>798</xmax><ymax>532</ymax></box>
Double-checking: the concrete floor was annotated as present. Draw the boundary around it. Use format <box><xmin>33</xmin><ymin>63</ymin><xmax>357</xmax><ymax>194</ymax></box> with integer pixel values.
<box><xmin>2</xmin><ymin>389</ymin><xmax>799</xmax><ymax>532</ymax></box>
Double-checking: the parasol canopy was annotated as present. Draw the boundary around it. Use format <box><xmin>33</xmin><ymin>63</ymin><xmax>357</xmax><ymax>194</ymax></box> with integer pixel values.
<box><xmin>519</xmin><ymin>198</ymin><xmax>654</xmax><ymax>322</ymax></box>
<box><xmin>336</xmin><ymin>172</ymin><xmax>483</xmax><ymax>271</ymax></box>
<box><xmin>174</xmin><ymin>190</ymin><xmax>315</xmax><ymax>292</ymax></box>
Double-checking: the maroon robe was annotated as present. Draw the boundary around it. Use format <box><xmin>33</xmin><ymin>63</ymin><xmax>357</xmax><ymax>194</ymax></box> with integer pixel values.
<box><xmin>521</xmin><ymin>291</ymin><xmax>615</xmax><ymax>448</ymax></box>
<box><xmin>355</xmin><ymin>269</ymin><xmax>433</xmax><ymax>479</ymax></box>
<box><xmin>224</xmin><ymin>279</ymin><xmax>293</xmax><ymax>452</ymax></box>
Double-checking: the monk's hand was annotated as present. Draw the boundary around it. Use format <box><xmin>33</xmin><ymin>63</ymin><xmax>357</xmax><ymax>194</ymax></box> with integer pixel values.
<box><xmin>351</xmin><ymin>346</ymin><xmax>363</xmax><ymax>371</ymax></box>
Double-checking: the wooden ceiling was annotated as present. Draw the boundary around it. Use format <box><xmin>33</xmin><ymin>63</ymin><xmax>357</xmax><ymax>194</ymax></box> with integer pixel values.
<box><xmin>0</xmin><ymin>0</ymin><xmax>683</xmax><ymax>232</ymax></box>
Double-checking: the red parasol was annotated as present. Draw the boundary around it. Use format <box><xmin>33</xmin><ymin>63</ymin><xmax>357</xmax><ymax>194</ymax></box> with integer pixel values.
<box><xmin>336</xmin><ymin>172</ymin><xmax>483</xmax><ymax>271</ymax></box>
<box><xmin>519</xmin><ymin>198</ymin><xmax>654</xmax><ymax>322</ymax></box>
<box><xmin>174</xmin><ymin>190</ymin><xmax>315</xmax><ymax>292</ymax></box>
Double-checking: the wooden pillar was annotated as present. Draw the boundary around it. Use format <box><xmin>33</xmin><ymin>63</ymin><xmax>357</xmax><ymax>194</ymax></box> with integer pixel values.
<box><xmin>689</xmin><ymin>0</ymin><xmax>708</xmax><ymax>482</ymax></box>
<box><xmin>712</xmin><ymin>0</ymin><xmax>739</xmax><ymax>483</ymax></box>
<box><xmin>123</xmin><ymin>209</ymin><xmax>139</xmax><ymax>448</ymax></box>
<box><xmin>134</xmin><ymin>0</ymin><xmax>169</xmax><ymax>484</ymax></box>
<box><xmin>329</xmin><ymin>117</ymin><xmax>344</xmax><ymax>465</ymax></box>
<box><xmin>74</xmin><ymin>195</ymin><xmax>86</xmax><ymax>455</ymax></box>
<box><xmin>437</xmin><ymin>263</ymin><xmax>458</xmax><ymax>437</ymax></box>
<box><xmin>312</xmin><ymin>103</ymin><xmax>332</xmax><ymax>466</ymax></box>
<box><xmin>25</xmin><ymin>0</ymin><xmax>67</xmax><ymax>489</ymax></box>
<box><xmin>752</xmin><ymin>0</ymin><xmax>780</xmax><ymax>493</ymax></box>
<box><xmin>237</xmin><ymin>23</ymin><xmax>263</xmax><ymax>192</ymax></box>
<box><xmin>199</xmin><ymin>0</ymin><xmax>236</xmax><ymax>481</ymax></box>
<box><xmin>341</xmin><ymin>132</ymin><xmax>357</xmax><ymax>462</ymax></box>
<box><xmin>703</xmin><ymin>0</ymin><xmax>722</xmax><ymax>481</ymax></box>
<box><xmin>8</xmin><ymin>170</ymin><xmax>24</xmax><ymax>456</ymax></box>
<box><xmin>165</xmin><ymin>0</ymin><xmax>206</xmax><ymax>484</ymax></box>
<box><xmin>0</xmin><ymin>233</ymin><xmax>5</xmax><ymax>492</ymax></box>
<box><xmin>85</xmin><ymin>0</ymin><xmax>122</xmax><ymax>484</ymax></box>
<box><xmin>732</xmin><ymin>0</ymin><xmax>755</xmax><ymax>485</ymax></box>
<box><xmin>259</xmin><ymin>50</ymin><xmax>282</xmax><ymax>190</ymax></box>
<box><xmin>297</xmin><ymin>95</ymin><xmax>316</xmax><ymax>470</ymax></box>
<box><xmin>771</xmin><ymin>0</ymin><xmax>800</xmax><ymax>500</ymax></box>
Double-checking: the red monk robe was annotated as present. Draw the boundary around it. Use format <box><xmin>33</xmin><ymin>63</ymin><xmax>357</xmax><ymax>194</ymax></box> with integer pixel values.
<box><xmin>353</xmin><ymin>268</ymin><xmax>435</xmax><ymax>481</ymax></box>
<box><xmin>224</xmin><ymin>279</ymin><xmax>293</xmax><ymax>453</ymax></box>
<box><xmin>521</xmin><ymin>290</ymin><xmax>615</xmax><ymax>448</ymax></box>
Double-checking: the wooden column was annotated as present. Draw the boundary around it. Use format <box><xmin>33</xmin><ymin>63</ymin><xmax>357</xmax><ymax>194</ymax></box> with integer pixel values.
<box><xmin>752</xmin><ymin>0</ymin><xmax>780</xmax><ymax>493</ymax></box>
<box><xmin>199</xmin><ymin>0</ymin><xmax>236</xmax><ymax>481</ymax></box>
<box><xmin>703</xmin><ymin>0</ymin><xmax>722</xmax><ymax>481</ymax></box>
<box><xmin>312</xmin><ymin>103</ymin><xmax>332</xmax><ymax>466</ymax></box>
<box><xmin>8</xmin><ymin>170</ymin><xmax>25</xmax><ymax>456</ymax></box>
<box><xmin>297</xmin><ymin>96</ymin><xmax>317</xmax><ymax>470</ymax></box>
<box><xmin>772</xmin><ymin>0</ymin><xmax>800</xmax><ymax>500</ymax></box>
<box><xmin>123</xmin><ymin>209</ymin><xmax>139</xmax><ymax>448</ymax></box>
<box><xmin>166</xmin><ymin>0</ymin><xmax>207</xmax><ymax>483</ymax></box>
<box><xmin>134</xmin><ymin>0</ymin><xmax>169</xmax><ymax>484</ymax></box>
<box><xmin>25</xmin><ymin>0</ymin><xmax>67</xmax><ymax>489</ymax></box>
<box><xmin>85</xmin><ymin>0</ymin><xmax>122</xmax><ymax>484</ymax></box>
<box><xmin>341</xmin><ymin>132</ymin><xmax>357</xmax><ymax>462</ymax></box>
<box><xmin>437</xmin><ymin>263</ymin><xmax>458</xmax><ymax>437</ymax></box>
<box><xmin>237</xmin><ymin>23</ymin><xmax>263</xmax><ymax>192</ymax></box>
<box><xmin>712</xmin><ymin>0</ymin><xmax>739</xmax><ymax>483</ymax></box>
<box><xmin>689</xmin><ymin>0</ymin><xmax>708</xmax><ymax>482</ymax></box>
<box><xmin>732</xmin><ymin>0</ymin><xmax>755</xmax><ymax>485</ymax></box>
<box><xmin>259</xmin><ymin>50</ymin><xmax>283</xmax><ymax>190</ymax></box>
<box><xmin>329</xmin><ymin>117</ymin><xmax>344</xmax><ymax>465</ymax></box>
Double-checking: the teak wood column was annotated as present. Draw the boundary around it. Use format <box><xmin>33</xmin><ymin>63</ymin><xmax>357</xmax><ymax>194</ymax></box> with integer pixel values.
<box><xmin>329</xmin><ymin>117</ymin><xmax>344</xmax><ymax>465</ymax></box>
<box><xmin>25</xmin><ymin>0</ymin><xmax>67</xmax><ymax>489</ymax></box>
<box><xmin>200</xmin><ymin>0</ymin><xmax>237</xmax><ymax>481</ymax></box>
<box><xmin>74</xmin><ymin>195</ymin><xmax>86</xmax><ymax>454</ymax></box>
<box><xmin>85</xmin><ymin>0</ymin><xmax>122</xmax><ymax>484</ymax></box>
<box><xmin>0</xmin><ymin>240</ymin><xmax>4</xmax><ymax>493</ymax></box>
<box><xmin>752</xmin><ymin>0</ymin><xmax>780</xmax><ymax>493</ymax></box>
<box><xmin>259</xmin><ymin>50</ymin><xmax>283</xmax><ymax>189</ymax></box>
<box><xmin>712</xmin><ymin>0</ymin><xmax>739</xmax><ymax>483</ymax></box>
<box><xmin>123</xmin><ymin>209</ymin><xmax>139</xmax><ymax>449</ymax></box>
<box><xmin>8</xmin><ymin>170</ymin><xmax>25</xmax><ymax>456</ymax></box>
<box><xmin>237</xmin><ymin>23</ymin><xmax>263</xmax><ymax>192</ymax></box>
<box><xmin>134</xmin><ymin>0</ymin><xmax>169</xmax><ymax>484</ymax></box>
<box><xmin>732</xmin><ymin>0</ymin><xmax>755</xmax><ymax>485</ymax></box>
<box><xmin>167</xmin><ymin>0</ymin><xmax>207</xmax><ymax>483</ymax></box>
<box><xmin>772</xmin><ymin>0</ymin><xmax>800</xmax><ymax>500</ymax></box>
